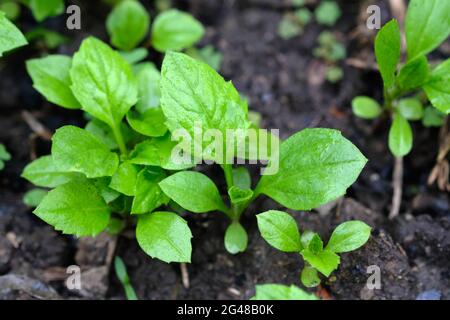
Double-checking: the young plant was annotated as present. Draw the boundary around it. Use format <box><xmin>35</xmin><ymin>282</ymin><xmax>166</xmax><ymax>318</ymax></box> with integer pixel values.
<box><xmin>0</xmin><ymin>9</ymin><xmax>27</xmax><ymax>56</ymax></box>
<box><xmin>0</xmin><ymin>143</ymin><xmax>11</xmax><ymax>170</ymax></box>
<box><xmin>114</xmin><ymin>256</ymin><xmax>138</xmax><ymax>300</ymax></box>
<box><xmin>313</xmin><ymin>31</ymin><xmax>346</xmax><ymax>83</ymax></box>
<box><xmin>352</xmin><ymin>0</ymin><xmax>450</xmax><ymax>157</ymax></box>
<box><xmin>257</xmin><ymin>210</ymin><xmax>371</xmax><ymax>287</ymax></box>
<box><xmin>251</xmin><ymin>284</ymin><xmax>318</xmax><ymax>300</ymax></box>
<box><xmin>156</xmin><ymin>51</ymin><xmax>368</xmax><ymax>255</ymax></box>
<box><xmin>314</xmin><ymin>1</ymin><xmax>341</xmax><ymax>27</ymax></box>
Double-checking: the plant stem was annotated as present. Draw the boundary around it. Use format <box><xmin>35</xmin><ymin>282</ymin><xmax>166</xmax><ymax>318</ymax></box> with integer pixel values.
<box><xmin>223</xmin><ymin>164</ymin><xmax>234</xmax><ymax>189</ymax></box>
<box><xmin>112</xmin><ymin>123</ymin><xmax>128</xmax><ymax>156</ymax></box>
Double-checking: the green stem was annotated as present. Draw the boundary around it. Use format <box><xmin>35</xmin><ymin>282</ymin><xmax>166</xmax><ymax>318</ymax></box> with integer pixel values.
<box><xmin>112</xmin><ymin>123</ymin><xmax>128</xmax><ymax>156</ymax></box>
<box><xmin>223</xmin><ymin>164</ymin><xmax>234</xmax><ymax>189</ymax></box>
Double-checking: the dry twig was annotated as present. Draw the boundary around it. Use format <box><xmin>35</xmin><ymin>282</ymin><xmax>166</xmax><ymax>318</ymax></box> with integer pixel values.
<box><xmin>389</xmin><ymin>157</ymin><xmax>403</xmax><ymax>220</ymax></box>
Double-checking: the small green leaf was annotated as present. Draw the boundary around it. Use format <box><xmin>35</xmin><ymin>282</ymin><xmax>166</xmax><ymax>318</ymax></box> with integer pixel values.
<box><xmin>256</xmin><ymin>129</ymin><xmax>367</xmax><ymax>211</ymax></box>
<box><xmin>126</xmin><ymin>108</ymin><xmax>168</xmax><ymax>137</ymax></box>
<box><xmin>375</xmin><ymin>19</ymin><xmax>401</xmax><ymax>88</ymax></box>
<box><xmin>405</xmin><ymin>0</ymin><xmax>450</xmax><ymax>61</ymax></box>
<box><xmin>109</xmin><ymin>162</ymin><xmax>140</xmax><ymax>196</ymax></box>
<box><xmin>388</xmin><ymin>113</ymin><xmax>413</xmax><ymax>157</ymax></box>
<box><xmin>21</xmin><ymin>155</ymin><xmax>84</xmax><ymax>188</ymax></box>
<box><xmin>423</xmin><ymin>59</ymin><xmax>450</xmax><ymax>114</ymax></box>
<box><xmin>228</xmin><ymin>186</ymin><xmax>253</xmax><ymax>205</ymax></box>
<box><xmin>27</xmin><ymin>0</ymin><xmax>64</xmax><ymax>22</ymax></box>
<box><xmin>159</xmin><ymin>171</ymin><xmax>228</xmax><ymax>213</ymax></box>
<box><xmin>256</xmin><ymin>210</ymin><xmax>302</xmax><ymax>253</ymax></box>
<box><xmin>300</xmin><ymin>248</ymin><xmax>340</xmax><ymax>277</ymax></box>
<box><xmin>114</xmin><ymin>256</ymin><xmax>138</xmax><ymax>300</ymax></box>
<box><xmin>325</xmin><ymin>220</ymin><xmax>371</xmax><ymax>253</ymax></box>
<box><xmin>136</xmin><ymin>211</ymin><xmax>192</xmax><ymax>263</ymax></box>
<box><xmin>52</xmin><ymin>126</ymin><xmax>119</xmax><ymax>178</ymax></box>
<box><xmin>306</xmin><ymin>233</ymin><xmax>323</xmax><ymax>255</ymax></box>
<box><xmin>352</xmin><ymin>96</ymin><xmax>382</xmax><ymax>119</ymax></box>
<box><xmin>151</xmin><ymin>9</ymin><xmax>204</xmax><ymax>52</ymax></box>
<box><xmin>34</xmin><ymin>181</ymin><xmax>110</xmax><ymax>237</ymax></box>
<box><xmin>252</xmin><ymin>284</ymin><xmax>318</xmax><ymax>300</ymax></box>
<box><xmin>224</xmin><ymin>222</ymin><xmax>248</xmax><ymax>254</ymax></box>
<box><xmin>314</xmin><ymin>1</ymin><xmax>341</xmax><ymax>26</ymax></box>
<box><xmin>26</xmin><ymin>55</ymin><xmax>81</xmax><ymax>109</ymax></box>
<box><xmin>301</xmin><ymin>266</ymin><xmax>321</xmax><ymax>288</ymax></box>
<box><xmin>131</xmin><ymin>168</ymin><xmax>169</xmax><ymax>214</ymax></box>
<box><xmin>135</xmin><ymin>62</ymin><xmax>161</xmax><ymax>113</ymax></box>
<box><xmin>0</xmin><ymin>144</ymin><xmax>11</xmax><ymax>161</ymax></box>
<box><xmin>232</xmin><ymin>167</ymin><xmax>251</xmax><ymax>190</ymax></box>
<box><xmin>397</xmin><ymin>56</ymin><xmax>429</xmax><ymax>91</ymax></box>
<box><xmin>23</xmin><ymin>188</ymin><xmax>48</xmax><ymax>207</ymax></box>
<box><xmin>0</xmin><ymin>11</ymin><xmax>27</xmax><ymax>56</ymax></box>
<box><xmin>422</xmin><ymin>106</ymin><xmax>445</xmax><ymax>127</ymax></box>
<box><xmin>129</xmin><ymin>134</ymin><xmax>196</xmax><ymax>170</ymax></box>
<box><xmin>70</xmin><ymin>37</ymin><xmax>138</xmax><ymax>128</ymax></box>
<box><xmin>106</xmin><ymin>0</ymin><xmax>150</xmax><ymax>51</ymax></box>
<box><xmin>398</xmin><ymin>98</ymin><xmax>423</xmax><ymax>120</ymax></box>
<box><xmin>119</xmin><ymin>47</ymin><xmax>148</xmax><ymax>65</ymax></box>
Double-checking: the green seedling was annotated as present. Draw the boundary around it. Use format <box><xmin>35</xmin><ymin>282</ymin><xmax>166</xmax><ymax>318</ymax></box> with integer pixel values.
<box><xmin>0</xmin><ymin>10</ymin><xmax>27</xmax><ymax>56</ymax></box>
<box><xmin>314</xmin><ymin>31</ymin><xmax>346</xmax><ymax>83</ymax></box>
<box><xmin>251</xmin><ymin>284</ymin><xmax>318</xmax><ymax>300</ymax></box>
<box><xmin>257</xmin><ymin>211</ymin><xmax>371</xmax><ymax>287</ymax></box>
<box><xmin>0</xmin><ymin>143</ymin><xmax>11</xmax><ymax>170</ymax></box>
<box><xmin>314</xmin><ymin>0</ymin><xmax>341</xmax><ymax>27</ymax></box>
<box><xmin>114</xmin><ymin>256</ymin><xmax>138</xmax><ymax>300</ymax></box>
<box><xmin>352</xmin><ymin>0</ymin><xmax>450</xmax><ymax>158</ymax></box>
<box><xmin>277</xmin><ymin>9</ymin><xmax>312</xmax><ymax>40</ymax></box>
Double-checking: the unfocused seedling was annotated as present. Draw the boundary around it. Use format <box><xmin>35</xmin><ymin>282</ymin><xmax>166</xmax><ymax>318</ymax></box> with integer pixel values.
<box><xmin>23</xmin><ymin>188</ymin><xmax>48</xmax><ymax>207</ymax></box>
<box><xmin>257</xmin><ymin>211</ymin><xmax>371</xmax><ymax>287</ymax></box>
<box><xmin>314</xmin><ymin>0</ymin><xmax>341</xmax><ymax>27</ymax></box>
<box><xmin>0</xmin><ymin>143</ymin><xmax>11</xmax><ymax>171</ymax></box>
<box><xmin>114</xmin><ymin>256</ymin><xmax>138</xmax><ymax>300</ymax></box>
<box><xmin>251</xmin><ymin>284</ymin><xmax>318</xmax><ymax>300</ymax></box>
<box><xmin>314</xmin><ymin>31</ymin><xmax>346</xmax><ymax>83</ymax></box>
<box><xmin>277</xmin><ymin>8</ymin><xmax>312</xmax><ymax>40</ymax></box>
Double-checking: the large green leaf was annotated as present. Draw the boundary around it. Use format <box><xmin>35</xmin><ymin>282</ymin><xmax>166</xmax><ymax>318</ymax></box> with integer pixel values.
<box><xmin>34</xmin><ymin>181</ymin><xmax>110</xmax><ymax>237</ymax></box>
<box><xmin>136</xmin><ymin>211</ymin><xmax>192</xmax><ymax>263</ymax></box>
<box><xmin>375</xmin><ymin>19</ymin><xmax>401</xmax><ymax>88</ymax></box>
<box><xmin>52</xmin><ymin>126</ymin><xmax>119</xmax><ymax>178</ymax></box>
<box><xmin>405</xmin><ymin>0</ymin><xmax>450</xmax><ymax>61</ymax></box>
<box><xmin>325</xmin><ymin>221</ymin><xmax>371</xmax><ymax>253</ymax></box>
<box><xmin>256</xmin><ymin>210</ymin><xmax>302</xmax><ymax>253</ymax></box>
<box><xmin>0</xmin><ymin>11</ymin><xmax>27</xmax><ymax>56</ymax></box>
<box><xmin>151</xmin><ymin>9</ymin><xmax>204</xmax><ymax>52</ymax></box>
<box><xmin>256</xmin><ymin>129</ymin><xmax>367</xmax><ymax>211</ymax></box>
<box><xmin>70</xmin><ymin>37</ymin><xmax>138</xmax><ymax>128</ymax></box>
<box><xmin>26</xmin><ymin>55</ymin><xmax>81</xmax><ymax>109</ymax></box>
<box><xmin>423</xmin><ymin>59</ymin><xmax>450</xmax><ymax>114</ymax></box>
<box><xmin>159</xmin><ymin>171</ymin><xmax>228</xmax><ymax>214</ymax></box>
<box><xmin>388</xmin><ymin>113</ymin><xmax>413</xmax><ymax>157</ymax></box>
<box><xmin>106</xmin><ymin>0</ymin><xmax>150</xmax><ymax>51</ymax></box>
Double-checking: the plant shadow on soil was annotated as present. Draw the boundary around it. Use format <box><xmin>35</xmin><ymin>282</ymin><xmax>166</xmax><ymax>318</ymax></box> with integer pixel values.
<box><xmin>0</xmin><ymin>0</ymin><xmax>449</xmax><ymax>300</ymax></box>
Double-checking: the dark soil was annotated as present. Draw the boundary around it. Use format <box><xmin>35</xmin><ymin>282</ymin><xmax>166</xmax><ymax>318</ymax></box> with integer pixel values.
<box><xmin>0</xmin><ymin>0</ymin><xmax>448</xmax><ymax>300</ymax></box>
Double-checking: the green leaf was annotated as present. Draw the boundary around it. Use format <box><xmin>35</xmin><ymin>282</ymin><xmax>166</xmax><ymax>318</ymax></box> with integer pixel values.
<box><xmin>0</xmin><ymin>143</ymin><xmax>11</xmax><ymax>161</ymax></box>
<box><xmin>397</xmin><ymin>56</ymin><xmax>429</xmax><ymax>91</ymax></box>
<box><xmin>252</xmin><ymin>284</ymin><xmax>318</xmax><ymax>300</ymax></box>
<box><xmin>25</xmin><ymin>27</ymin><xmax>69</xmax><ymax>49</ymax></box>
<box><xmin>160</xmin><ymin>52</ymin><xmax>250</xmax><ymax>162</ymax></box>
<box><xmin>27</xmin><ymin>0</ymin><xmax>64</xmax><ymax>22</ymax></box>
<box><xmin>51</xmin><ymin>126</ymin><xmax>119</xmax><ymax>178</ymax></box>
<box><xmin>405</xmin><ymin>0</ymin><xmax>450</xmax><ymax>61</ymax></box>
<box><xmin>228</xmin><ymin>186</ymin><xmax>253</xmax><ymax>205</ymax></box>
<box><xmin>119</xmin><ymin>47</ymin><xmax>148</xmax><ymax>65</ymax></box>
<box><xmin>304</xmin><ymin>233</ymin><xmax>323</xmax><ymax>255</ymax></box>
<box><xmin>388</xmin><ymin>113</ymin><xmax>413</xmax><ymax>157</ymax></box>
<box><xmin>136</xmin><ymin>211</ymin><xmax>192</xmax><ymax>263</ymax></box>
<box><xmin>92</xmin><ymin>177</ymin><xmax>121</xmax><ymax>203</ymax></box>
<box><xmin>422</xmin><ymin>106</ymin><xmax>445</xmax><ymax>127</ymax></box>
<box><xmin>300</xmin><ymin>266</ymin><xmax>321</xmax><ymax>288</ymax></box>
<box><xmin>0</xmin><ymin>11</ymin><xmax>27</xmax><ymax>57</ymax></box>
<box><xmin>21</xmin><ymin>155</ymin><xmax>84</xmax><ymax>188</ymax></box>
<box><xmin>151</xmin><ymin>9</ymin><xmax>204</xmax><ymax>52</ymax></box>
<box><xmin>159</xmin><ymin>171</ymin><xmax>228</xmax><ymax>214</ymax></box>
<box><xmin>70</xmin><ymin>37</ymin><xmax>138</xmax><ymax>128</ymax></box>
<box><xmin>224</xmin><ymin>222</ymin><xmax>248</xmax><ymax>254</ymax></box>
<box><xmin>131</xmin><ymin>168</ymin><xmax>169</xmax><ymax>214</ymax></box>
<box><xmin>109</xmin><ymin>162</ymin><xmax>140</xmax><ymax>196</ymax></box>
<box><xmin>135</xmin><ymin>62</ymin><xmax>161</xmax><ymax>113</ymax></box>
<box><xmin>185</xmin><ymin>45</ymin><xmax>223</xmax><ymax>71</ymax></box>
<box><xmin>85</xmin><ymin>119</ymin><xmax>118</xmax><ymax>150</ymax></box>
<box><xmin>126</xmin><ymin>108</ymin><xmax>168</xmax><ymax>137</ymax></box>
<box><xmin>26</xmin><ymin>55</ymin><xmax>81</xmax><ymax>109</ymax></box>
<box><xmin>232</xmin><ymin>167</ymin><xmax>251</xmax><ymax>190</ymax></box>
<box><xmin>256</xmin><ymin>129</ymin><xmax>367</xmax><ymax>211</ymax></box>
<box><xmin>375</xmin><ymin>19</ymin><xmax>401</xmax><ymax>88</ymax></box>
<box><xmin>114</xmin><ymin>256</ymin><xmax>138</xmax><ymax>300</ymax></box>
<box><xmin>129</xmin><ymin>134</ymin><xmax>196</xmax><ymax>170</ymax></box>
<box><xmin>326</xmin><ymin>220</ymin><xmax>371</xmax><ymax>253</ymax></box>
<box><xmin>423</xmin><ymin>59</ymin><xmax>450</xmax><ymax>114</ymax></box>
<box><xmin>314</xmin><ymin>1</ymin><xmax>341</xmax><ymax>26</ymax></box>
<box><xmin>23</xmin><ymin>188</ymin><xmax>48</xmax><ymax>207</ymax></box>
<box><xmin>398</xmin><ymin>98</ymin><xmax>424</xmax><ymax>120</ymax></box>
<box><xmin>352</xmin><ymin>96</ymin><xmax>382</xmax><ymax>119</ymax></box>
<box><xmin>256</xmin><ymin>210</ymin><xmax>302</xmax><ymax>252</ymax></box>
<box><xmin>300</xmin><ymin>248</ymin><xmax>340</xmax><ymax>277</ymax></box>
<box><xmin>106</xmin><ymin>0</ymin><xmax>150</xmax><ymax>51</ymax></box>
<box><xmin>34</xmin><ymin>181</ymin><xmax>110</xmax><ymax>237</ymax></box>
<box><xmin>277</xmin><ymin>17</ymin><xmax>302</xmax><ymax>40</ymax></box>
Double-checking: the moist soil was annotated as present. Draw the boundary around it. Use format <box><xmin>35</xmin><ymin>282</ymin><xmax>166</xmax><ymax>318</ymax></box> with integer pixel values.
<box><xmin>0</xmin><ymin>0</ymin><xmax>448</xmax><ymax>300</ymax></box>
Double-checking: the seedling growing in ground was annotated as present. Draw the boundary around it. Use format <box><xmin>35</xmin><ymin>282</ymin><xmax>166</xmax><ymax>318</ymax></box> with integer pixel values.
<box><xmin>114</xmin><ymin>256</ymin><xmax>138</xmax><ymax>300</ymax></box>
<box><xmin>0</xmin><ymin>144</ymin><xmax>11</xmax><ymax>170</ymax></box>
<box><xmin>314</xmin><ymin>1</ymin><xmax>341</xmax><ymax>27</ymax></box>
<box><xmin>313</xmin><ymin>31</ymin><xmax>346</xmax><ymax>83</ymax></box>
<box><xmin>251</xmin><ymin>283</ymin><xmax>318</xmax><ymax>300</ymax></box>
<box><xmin>351</xmin><ymin>0</ymin><xmax>450</xmax><ymax>218</ymax></box>
<box><xmin>257</xmin><ymin>211</ymin><xmax>371</xmax><ymax>287</ymax></box>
